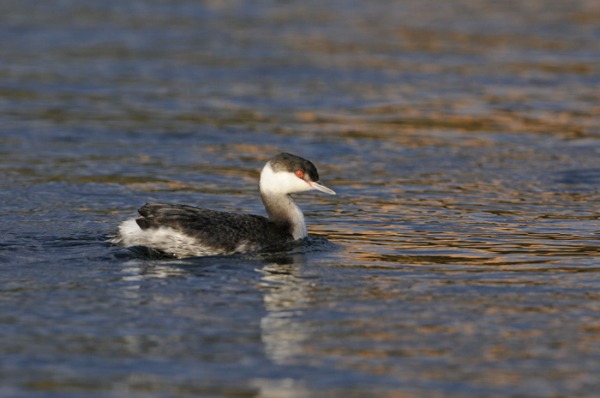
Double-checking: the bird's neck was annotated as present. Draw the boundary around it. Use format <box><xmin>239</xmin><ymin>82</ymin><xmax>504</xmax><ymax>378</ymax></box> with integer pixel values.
<box><xmin>260</xmin><ymin>191</ymin><xmax>307</xmax><ymax>240</ymax></box>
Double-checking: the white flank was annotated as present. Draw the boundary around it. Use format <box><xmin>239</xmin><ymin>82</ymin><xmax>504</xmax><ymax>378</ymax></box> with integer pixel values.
<box><xmin>112</xmin><ymin>219</ymin><xmax>229</xmax><ymax>258</ymax></box>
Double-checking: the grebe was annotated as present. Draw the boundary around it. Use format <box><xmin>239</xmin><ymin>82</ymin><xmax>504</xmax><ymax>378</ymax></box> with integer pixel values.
<box><xmin>113</xmin><ymin>153</ymin><xmax>336</xmax><ymax>257</ymax></box>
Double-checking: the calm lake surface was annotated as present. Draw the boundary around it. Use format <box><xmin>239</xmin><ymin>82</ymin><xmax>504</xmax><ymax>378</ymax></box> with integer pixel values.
<box><xmin>1</xmin><ymin>1</ymin><xmax>599</xmax><ymax>397</ymax></box>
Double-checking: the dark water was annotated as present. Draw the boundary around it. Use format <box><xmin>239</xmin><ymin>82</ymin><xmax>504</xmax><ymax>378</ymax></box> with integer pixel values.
<box><xmin>1</xmin><ymin>1</ymin><xmax>600</xmax><ymax>397</ymax></box>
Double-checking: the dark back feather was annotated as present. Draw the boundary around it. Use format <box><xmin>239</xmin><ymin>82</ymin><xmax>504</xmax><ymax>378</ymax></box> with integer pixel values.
<box><xmin>136</xmin><ymin>203</ymin><xmax>293</xmax><ymax>253</ymax></box>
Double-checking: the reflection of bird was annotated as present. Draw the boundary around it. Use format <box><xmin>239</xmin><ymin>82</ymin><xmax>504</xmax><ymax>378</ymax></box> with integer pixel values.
<box><xmin>113</xmin><ymin>153</ymin><xmax>336</xmax><ymax>257</ymax></box>
<box><xmin>259</xmin><ymin>258</ymin><xmax>311</xmax><ymax>365</ymax></box>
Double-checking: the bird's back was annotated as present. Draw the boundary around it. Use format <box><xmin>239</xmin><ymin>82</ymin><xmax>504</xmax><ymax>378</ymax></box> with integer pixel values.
<box><xmin>127</xmin><ymin>203</ymin><xmax>293</xmax><ymax>257</ymax></box>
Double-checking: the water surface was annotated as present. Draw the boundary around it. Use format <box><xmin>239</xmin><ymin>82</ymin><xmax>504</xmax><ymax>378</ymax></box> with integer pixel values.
<box><xmin>1</xmin><ymin>1</ymin><xmax>599</xmax><ymax>397</ymax></box>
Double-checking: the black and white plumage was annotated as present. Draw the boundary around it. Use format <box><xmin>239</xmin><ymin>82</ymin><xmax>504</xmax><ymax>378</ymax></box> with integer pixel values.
<box><xmin>113</xmin><ymin>153</ymin><xmax>336</xmax><ymax>257</ymax></box>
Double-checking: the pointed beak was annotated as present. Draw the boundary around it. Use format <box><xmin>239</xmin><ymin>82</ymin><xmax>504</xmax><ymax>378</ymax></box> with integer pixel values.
<box><xmin>311</xmin><ymin>181</ymin><xmax>336</xmax><ymax>195</ymax></box>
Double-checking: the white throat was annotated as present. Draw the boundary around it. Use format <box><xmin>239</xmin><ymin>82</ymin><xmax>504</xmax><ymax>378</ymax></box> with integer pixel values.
<box><xmin>259</xmin><ymin>163</ymin><xmax>308</xmax><ymax>240</ymax></box>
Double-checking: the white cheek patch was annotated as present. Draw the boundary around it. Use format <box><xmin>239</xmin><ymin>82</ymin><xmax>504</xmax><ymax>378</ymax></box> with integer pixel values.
<box><xmin>260</xmin><ymin>163</ymin><xmax>313</xmax><ymax>195</ymax></box>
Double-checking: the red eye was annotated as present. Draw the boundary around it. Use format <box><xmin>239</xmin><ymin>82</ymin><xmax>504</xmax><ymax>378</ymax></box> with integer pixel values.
<box><xmin>295</xmin><ymin>170</ymin><xmax>304</xmax><ymax>179</ymax></box>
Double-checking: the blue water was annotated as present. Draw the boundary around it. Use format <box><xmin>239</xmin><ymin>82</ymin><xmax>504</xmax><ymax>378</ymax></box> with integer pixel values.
<box><xmin>1</xmin><ymin>1</ymin><xmax>599</xmax><ymax>397</ymax></box>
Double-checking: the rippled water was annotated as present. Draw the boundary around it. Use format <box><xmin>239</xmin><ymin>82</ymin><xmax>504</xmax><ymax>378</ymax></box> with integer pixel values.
<box><xmin>1</xmin><ymin>1</ymin><xmax>599</xmax><ymax>397</ymax></box>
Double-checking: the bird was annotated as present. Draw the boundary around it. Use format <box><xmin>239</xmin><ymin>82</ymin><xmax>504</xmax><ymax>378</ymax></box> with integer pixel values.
<box><xmin>112</xmin><ymin>152</ymin><xmax>336</xmax><ymax>258</ymax></box>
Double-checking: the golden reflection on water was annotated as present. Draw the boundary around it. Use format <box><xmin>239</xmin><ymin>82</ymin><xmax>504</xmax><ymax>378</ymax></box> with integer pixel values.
<box><xmin>282</xmin><ymin>108</ymin><xmax>595</xmax><ymax>142</ymax></box>
<box><xmin>320</xmin><ymin>217</ymin><xmax>600</xmax><ymax>268</ymax></box>
<box><xmin>310</xmin><ymin>168</ymin><xmax>599</xmax><ymax>270</ymax></box>
<box><xmin>252</xmin><ymin>249</ymin><xmax>600</xmax><ymax>395</ymax></box>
